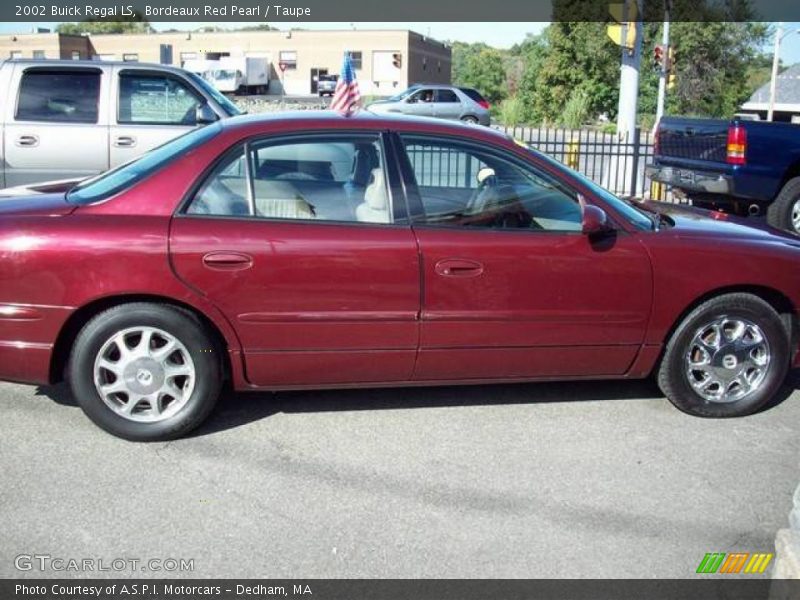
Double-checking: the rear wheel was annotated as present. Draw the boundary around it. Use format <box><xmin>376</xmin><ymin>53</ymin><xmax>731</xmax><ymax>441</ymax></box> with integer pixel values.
<box><xmin>657</xmin><ymin>293</ymin><xmax>790</xmax><ymax>417</ymax></box>
<box><xmin>69</xmin><ymin>303</ymin><xmax>222</xmax><ymax>441</ymax></box>
<box><xmin>766</xmin><ymin>176</ymin><xmax>800</xmax><ymax>234</ymax></box>
<box><xmin>461</xmin><ymin>115</ymin><xmax>479</xmax><ymax>124</ymax></box>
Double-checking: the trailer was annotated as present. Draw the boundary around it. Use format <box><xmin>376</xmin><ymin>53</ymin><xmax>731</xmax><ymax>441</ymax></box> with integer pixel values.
<box><xmin>210</xmin><ymin>56</ymin><xmax>270</xmax><ymax>95</ymax></box>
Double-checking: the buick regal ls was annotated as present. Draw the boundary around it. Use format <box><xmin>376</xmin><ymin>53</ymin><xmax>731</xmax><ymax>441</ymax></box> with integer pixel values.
<box><xmin>0</xmin><ymin>113</ymin><xmax>798</xmax><ymax>441</ymax></box>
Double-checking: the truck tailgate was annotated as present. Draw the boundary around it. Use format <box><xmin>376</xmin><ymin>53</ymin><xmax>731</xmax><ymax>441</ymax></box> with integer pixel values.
<box><xmin>658</xmin><ymin>117</ymin><xmax>728</xmax><ymax>163</ymax></box>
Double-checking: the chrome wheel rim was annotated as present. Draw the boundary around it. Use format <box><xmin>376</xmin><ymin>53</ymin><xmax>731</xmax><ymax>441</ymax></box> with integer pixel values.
<box><xmin>93</xmin><ymin>327</ymin><xmax>196</xmax><ymax>423</ymax></box>
<box><xmin>685</xmin><ymin>317</ymin><xmax>770</xmax><ymax>404</ymax></box>
<box><xmin>792</xmin><ymin>199</ymin><xmax>800</xmax><ymax>233</ymax></box>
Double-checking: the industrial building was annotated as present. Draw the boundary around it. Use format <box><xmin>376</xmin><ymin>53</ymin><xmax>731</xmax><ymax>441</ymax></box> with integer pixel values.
<box><xmin>0</xmin><ymin>29</ymin><xmax>452</xmax><ymax>95</ymax></box>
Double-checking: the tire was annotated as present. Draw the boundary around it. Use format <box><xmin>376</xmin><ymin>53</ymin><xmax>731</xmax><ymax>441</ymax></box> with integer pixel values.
<box><xmin>657</xmin><ymin>293</ymin><xmax>790</xmax><ymax>418</ymax></box>
<box><xmin>461</xmin><ymin>115</ymin><xmax>479</xmax><ymax>124</ymax></box>
<box><xmin>68</xmin><ymin>303</ymin><xmax>222</xmax><ymax>441</ymax></box>
<box><xmin>766</xmin><ymin>176</ymin><xmax>800</xmax><ymax>234</ymax></box>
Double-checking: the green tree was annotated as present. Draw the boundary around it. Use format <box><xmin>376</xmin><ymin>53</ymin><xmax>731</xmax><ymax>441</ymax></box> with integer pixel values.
<box><xmin>57</xmin><ymin>17</ymin><xmax>153</xmax><ymax>35</ymax></box>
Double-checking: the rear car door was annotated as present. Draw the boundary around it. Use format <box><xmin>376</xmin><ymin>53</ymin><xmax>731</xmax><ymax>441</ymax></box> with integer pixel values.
<box><xmin>3</xmin><ymin>64</ymin><xmax>109</xmax><ymax>186</ymax></box>
<box><xmin>170</xmin><ymin>131</ymin><xmax>421</xmax><ymax>387</ymax></box>
<box><xmin>432</xmin><ymin>89</ymin><xmax>463</xmax><ymax>120</ymax></box>
<box><xmin>396</xmin><ymin>134</ymin><xmax>654</xmax><ymax>381</ymax></box>
<box><xmin>110</xmin><ymin>67</ymin><xmax>206</xmax><ymax>167</ymax></box>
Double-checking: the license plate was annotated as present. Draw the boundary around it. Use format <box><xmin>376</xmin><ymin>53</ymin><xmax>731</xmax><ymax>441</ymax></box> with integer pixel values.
<box><xmin>679</xmin><ymin>170</ymin><xmax>695</xmax><ymax>184</ymax></box>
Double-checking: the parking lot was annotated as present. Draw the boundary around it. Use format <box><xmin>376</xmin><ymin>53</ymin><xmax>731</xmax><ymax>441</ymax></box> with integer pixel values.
<box><xmin>1</xmin><ymin>371</ymin><xmax>798</xmax><ymax>579</ymax></box>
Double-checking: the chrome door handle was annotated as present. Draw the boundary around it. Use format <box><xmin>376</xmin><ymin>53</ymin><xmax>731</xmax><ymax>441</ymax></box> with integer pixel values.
<box><xmin>15</xmin><ymin>135</ymin><xmax>39</xmax><ymax>147</ymax></box>
<box><xmin>113</xmin><ymin>136</ymin><xmax>137</xmax><ymax>148</ymax></box>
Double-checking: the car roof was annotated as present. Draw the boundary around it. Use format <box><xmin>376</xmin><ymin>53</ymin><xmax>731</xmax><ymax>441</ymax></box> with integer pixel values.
<box><xmin>220</xmin><ymin>110</ymin><xmax>510</xmax><ymax>143</ymax></box>
<box><xmin>1</xmin><ymin>58</ymin><xmax>188</xmax><ymax>75</ymax></box>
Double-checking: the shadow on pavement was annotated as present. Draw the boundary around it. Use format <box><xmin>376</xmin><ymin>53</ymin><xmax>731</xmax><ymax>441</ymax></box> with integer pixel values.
<box><xmin>34</xmin><ymin>368</ymin><xmax>799</xmax><ymax>439</ymax></box>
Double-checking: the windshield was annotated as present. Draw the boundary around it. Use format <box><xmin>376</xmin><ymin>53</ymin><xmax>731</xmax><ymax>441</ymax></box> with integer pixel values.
<box><xmin>388</xmin><ymin>86</ymin><xmax>420</xmax><ymax>102</ymax></box>
<box><xmin>213</xmin><ymin>70</ymin><xmax>237</xmax><ymax>79</ymax></box>
<box><xmin>185</xmin><ymin>71</ymin><xmax>242</xmax><ymax>117</ymax></box>
<box><xmin>530</xmin><ymin>147</ymin><xmax>654</xmax><ymax>231</ymax></box>
<box><xmin>67</xmin><ymin>122</ymin><xmax>223</xmax><ymax>205</ymax></box>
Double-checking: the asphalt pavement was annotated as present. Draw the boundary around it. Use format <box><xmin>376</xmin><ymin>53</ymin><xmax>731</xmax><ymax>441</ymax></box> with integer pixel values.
<box><xmin>1</xmin><ymin>372</ymin><xmax>798</xmax><ymax>578</ymax></box>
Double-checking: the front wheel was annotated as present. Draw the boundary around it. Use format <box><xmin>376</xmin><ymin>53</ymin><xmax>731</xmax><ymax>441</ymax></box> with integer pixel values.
<box><xmin>766</xmin><ymin>176</ymin><xmax>800</xmax><ymax>234</ymax></box>
<box><xmin>69</xmin><ymin>303</ymin><xmax>222</xmax><ymax>441</ymax></box>
<box><xmin>657</xmin><ymin>293</ymin><xmax>790</xmax><ymax>417</ymax></box>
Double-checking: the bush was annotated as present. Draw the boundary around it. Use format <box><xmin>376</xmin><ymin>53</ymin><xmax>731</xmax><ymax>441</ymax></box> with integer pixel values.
<box><xmin>497</xmin><ymin>95</ymin><xmax>526</xmax><ymax>126</ymax></box>
<box><xmin>558</xmin><ymin>89</ymin><xmax>591</xmax><ymax>129</ymax></box>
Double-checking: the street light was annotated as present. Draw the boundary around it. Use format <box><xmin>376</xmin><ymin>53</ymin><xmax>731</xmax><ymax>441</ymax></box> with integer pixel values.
<box><xmin>768</xmin><ymin>23</ymin><xmax>800</xmax><ymax>122</ymax></box>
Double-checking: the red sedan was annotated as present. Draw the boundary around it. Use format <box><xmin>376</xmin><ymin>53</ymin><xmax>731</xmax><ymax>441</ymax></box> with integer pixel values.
<box><xmin>0</xmin><ymin>113</ymin><xmax>798</xmax><ymax>441</ymax></box>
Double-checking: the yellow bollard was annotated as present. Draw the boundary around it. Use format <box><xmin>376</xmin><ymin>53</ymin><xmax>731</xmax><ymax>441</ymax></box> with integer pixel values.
<box><xmin>566</xmin><ymin>135</ymin><xmax>580</xmax><ymax>170</ymax></box>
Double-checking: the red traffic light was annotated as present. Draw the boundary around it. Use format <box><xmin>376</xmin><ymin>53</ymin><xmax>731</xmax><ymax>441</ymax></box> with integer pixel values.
<box><xmin>653</xmin><ymin>44</ymin><xmax>665</xmax><ymax>67</ymax></box>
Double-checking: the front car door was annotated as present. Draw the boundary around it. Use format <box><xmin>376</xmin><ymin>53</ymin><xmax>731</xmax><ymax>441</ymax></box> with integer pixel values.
<box><xmin>170</xmin><ymin>131</ymin><xmax>420</xmax><ymax>387</ymax></box>
<box><xmin>110</xmin><ymin>67</ymin><xmax>206</xmax><ymax>167</ymax></box>
<box><xmin>402</xmin><ymin>89</ymin><xmax>435</xmax><ymax>118</ymax></box>
<box><xmin>3</xmin><ymin>64</ymin><xmax>109</xmax><ymax>186</ymax></box>
<box><xmin>394</xmin><ymin>133</ymin><xmax>654</xmax><ymax>381</ymax></box>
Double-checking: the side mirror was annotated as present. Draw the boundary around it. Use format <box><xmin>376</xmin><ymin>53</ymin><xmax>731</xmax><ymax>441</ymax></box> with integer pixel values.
<box><xmin>195</xmin><ymin>103</ymin><xmax>218</xmax><ymax>125</ymax></box>
<box><xmin>582</xmin><ymin>204</ymin><xmax>613</xmax><ymax>235</ymax></box>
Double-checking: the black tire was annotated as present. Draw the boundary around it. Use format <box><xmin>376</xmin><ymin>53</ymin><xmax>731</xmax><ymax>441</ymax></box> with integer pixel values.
<box><xmin>68</xmin><ymin>303</ymin><xmax>222</xmax><ymax>441</ymax></box>
<box><xmin>766</xmin><ymin>176</ymin><xmax>800</xmax><ymax>234</ymax></box>
<box><xmin>657</xmin><ymin>293</ymin><xmax>790</xmax><ymax>418</ymax></box>
<box><xmin>461</xmin><ymin>115</ymin><xmax>479</xmax><ymax>124</ymax></box>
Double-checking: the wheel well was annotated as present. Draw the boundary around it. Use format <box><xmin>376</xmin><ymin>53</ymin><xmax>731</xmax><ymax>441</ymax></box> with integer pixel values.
<box><xmin>49</xmin><ymin>294</ymin><xmax>232</xmax><ymax>384</ymax></box>
<box><xmin>663</xmin><ymin>285</ymin><xmax>798</xmax><ymax>351</ymax></box>
<box><xmin>778</xmin><ymin>160</ymin><xmax>800</xmax><ymax>193</ymax></box>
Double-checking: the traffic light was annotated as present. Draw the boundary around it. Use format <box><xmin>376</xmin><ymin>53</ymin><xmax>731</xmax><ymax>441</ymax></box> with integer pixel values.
<box><xmin>606</xmin><ymin>2</ymin><xmax>638</xmax><ymax>52</ymax></box>
<box><xmin>392</xmin><ymin>52</ymin><xmax>402</xmax><ymax>69</ymax></box>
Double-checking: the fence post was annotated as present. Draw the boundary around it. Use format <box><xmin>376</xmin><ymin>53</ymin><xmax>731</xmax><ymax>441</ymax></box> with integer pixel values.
<box><xmin>630</xmin><ymin>127</ymin><xmax>641</xmax><ymax>198</ymax></box>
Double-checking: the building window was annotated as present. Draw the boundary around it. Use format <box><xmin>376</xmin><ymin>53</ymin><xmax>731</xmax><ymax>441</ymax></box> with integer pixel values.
<box><xmin>32</xmin><ymin>50</ymin><xmax>45</xmax><ymax>59</ymax></box>
<box><xmin>349</xmin><ymin>51</ymin><xmax>362</xmax><ymax>70</ymax></box>
<box><xmin>123</xmin><ymin>53</ymin><xmax>139</xmax><ymax>62</ymax></box>
<box><xmin>279</xmin><ymin>51</ymin><xmax>297</xmax><ymax>70</ymax></box>
<box><xmin>71</xmin><ymin>51</ymin><xmax>81</xmax><ymax>60</ymax></box>
<box><xmin>180</xmin><ymin>52</ymin><xmax>197</xmax><ymax>63</ymax></box>
<box><xmin>9</xmin><ymin>51</ymin><xmax>22</xmax><ymax>60</ymax></box>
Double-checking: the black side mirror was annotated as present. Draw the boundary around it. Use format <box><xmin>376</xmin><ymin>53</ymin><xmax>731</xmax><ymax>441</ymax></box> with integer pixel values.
<box><xmin>195</xmin><ymin>103</ymin><xmax>218</xmax><ymax>125</ymax></box>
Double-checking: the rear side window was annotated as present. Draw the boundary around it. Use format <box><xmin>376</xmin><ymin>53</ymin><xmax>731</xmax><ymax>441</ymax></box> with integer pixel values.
<box><xmin>16</xmin><ymin>69</ymin><xmax>101</xmax><ymax>123</ymax></box>
<box><xmin>459</xmin><ymin>88</ymin><xmax>486</xmax><ymax>104</ymax></box>
<box><xmin>436</xmin><ymin>89</ymin><xmax>459</xmax><ymax>103</ymax></box>
<box><xmin>118</xmin><ymin>72</ymin><xmax>202</xmax><ymax>125</ymax></box>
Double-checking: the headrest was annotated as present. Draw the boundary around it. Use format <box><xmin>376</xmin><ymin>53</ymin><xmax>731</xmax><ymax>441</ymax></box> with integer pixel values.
<box><xmin>364</xmin><ymin>168</ymin><xmax>388</xmax><ymax>210</ymax></box>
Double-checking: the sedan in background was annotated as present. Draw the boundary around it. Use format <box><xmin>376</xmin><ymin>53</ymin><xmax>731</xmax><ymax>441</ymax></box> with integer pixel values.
<box><xmin>367</xmin><ymin>85</ymin><xmax>491</xmax><ymax>125</ymax></box>
<box><xmin>0</xmin><ymin>112</ymin><xmax>798</xmax><ymax>441</ymax></box>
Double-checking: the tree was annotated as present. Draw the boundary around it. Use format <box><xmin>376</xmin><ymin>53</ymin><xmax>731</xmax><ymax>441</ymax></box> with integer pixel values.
<box><xmin>57</xmin><ymin>17</ymin><xmax>153</xmax><ymax>35</ymax></box>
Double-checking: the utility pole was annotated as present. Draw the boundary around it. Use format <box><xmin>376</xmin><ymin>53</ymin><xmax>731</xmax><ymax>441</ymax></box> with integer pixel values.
<box><xmin>768</xmin><ymin>23</ymin><xmax>783</xmax><ymax>122</ymax></box>
<box><xmin>654</xmin><ymin>5</ymin><xmax>670</xmax><ymax>129</ymax></box>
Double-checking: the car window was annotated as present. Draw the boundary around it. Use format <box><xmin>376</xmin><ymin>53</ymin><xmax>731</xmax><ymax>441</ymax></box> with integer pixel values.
<box><xmin>67</xmin><ymin>122</ymin><xmax>222</xmax><ymax>205</ymax></box>
<box><xmin>435</xmin><ymin>89</ymin><xmax>459</xmax><ymax>103</ymax></box>
<box><xmin>402</xmin><ymin>136</ymin><xmax>582</xmax><ymax>232</ymax></box>
<box><xmin>408</xmin><ymin>89</ymin><xmax>434</xmax><ymax>103</ymax></box>
<box><xmin>118</xmin><ymin>72</ymin><xmax>202</xmax><ymax>125</ymax></box>
<box><xmin>459</xmin><ymin>88</ymin><xmax>487</xmax><ymax>104</ymax></box>
<box><xmin>187</xmin><ymin>136</ymin><xmax>394</xmax><ymax>224</ymax></box>
<box><xmin>16</xmin><ymin>69</ymin><xmax>101</xmax><ymax>124</ymax></box>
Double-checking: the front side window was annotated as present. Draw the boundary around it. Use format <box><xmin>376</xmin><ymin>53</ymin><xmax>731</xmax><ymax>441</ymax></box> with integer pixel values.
<box><xmin>408</xmin><ymin>89</ymin><xmax>434</xmax><ymax>103</ymax></box>
<box><xmin>118</xmin><ymin>72</ymin><xmax>202</xmax><ymax>125</ymax></box>
<box><xmin>187</xmin><ymin>135</ymin><xmax>394</xmax><ymax>225</ymax></box>
<box><xmin>402</xmin><ymin>136</ymin><xmax>583</xmax><ymax>232</ymax></box>
<box><xmin>16</xmin><ymin>69</ymin><xmax>101</xmax><ymax>123</ymax></box>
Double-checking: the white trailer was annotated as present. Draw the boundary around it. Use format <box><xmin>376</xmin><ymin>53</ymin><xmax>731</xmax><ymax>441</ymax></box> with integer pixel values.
<box><xmin>211</xmin><ymin>56</ymin><xmax>270</xmax><ymax>95</ymax></box>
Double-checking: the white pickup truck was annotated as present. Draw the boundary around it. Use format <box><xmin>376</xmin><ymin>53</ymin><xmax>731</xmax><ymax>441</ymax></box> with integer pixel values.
<box><xmin>0</xmin><ymin>59</ymin><xmax>242</xmax><ymax>188</ymax></box>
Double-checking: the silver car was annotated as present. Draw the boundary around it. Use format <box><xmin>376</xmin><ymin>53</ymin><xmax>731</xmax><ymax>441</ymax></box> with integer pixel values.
<box><xmin>366</xmin><ymin>85</ymin><xmax>491</xmax><ymax>125</ymax></box>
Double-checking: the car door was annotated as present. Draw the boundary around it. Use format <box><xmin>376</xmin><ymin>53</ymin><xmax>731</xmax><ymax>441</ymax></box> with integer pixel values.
<box><xmin>170</xmin><ymin>132</ymin><xmax>421</xmax><ymax>387</ymax></box>
<box><xmin>3</xmin><ymin>64</ymin><xmax>109</xmax><ymax>187</ymax></box>
<box><xmin>401</xmin><ymin>89</ymin><xmax>435</xmax><ymax>118</ymax></box>
<box><xmin>395</xmin><ymin>134</ymin><xmax>653</xmax><ymax>381</ymax></box>
<box><xmin>109</xmin><ymin>67</ymin><xmax>206</xmax><ymax>167</ymax></box>
<box><xmin>432</xmin><ymin>89</ymin><xmax>463</xmax><ymax>120</ymax></box>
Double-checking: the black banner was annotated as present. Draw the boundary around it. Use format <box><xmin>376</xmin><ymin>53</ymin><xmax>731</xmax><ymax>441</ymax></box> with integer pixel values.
<box><xmin>4</xmin><ymin>579</ymin><xmax>800</xmax><ymax>600</ymax></box>
<box><xmin>5</xmin><ymin>0</ymin><xmax>800</xmax><ymax>22</ymax></box>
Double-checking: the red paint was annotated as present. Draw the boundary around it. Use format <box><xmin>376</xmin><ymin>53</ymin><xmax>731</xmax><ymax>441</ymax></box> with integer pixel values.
<box><xmin>0</xmin><ymin>113</ymin><xmax>797</xmax><ymax>392</ymax></box>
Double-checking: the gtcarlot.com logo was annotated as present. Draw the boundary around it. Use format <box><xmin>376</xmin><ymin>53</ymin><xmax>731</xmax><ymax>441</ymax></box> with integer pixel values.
<box><xmin>696</xmin><ymin>552</ymin><xmax>773</xmax><ymax>574</ymax></box>
<box><xmin>14</xmin><ymin>554</ymin><xmax>195</xmax><ymax>573</ymax></box>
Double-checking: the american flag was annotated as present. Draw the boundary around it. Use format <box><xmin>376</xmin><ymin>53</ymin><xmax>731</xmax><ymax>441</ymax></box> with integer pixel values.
<box><xmin>330</xmin><ymin>52</ymin><xmax>361</xmax><ymax>116</ymax></box>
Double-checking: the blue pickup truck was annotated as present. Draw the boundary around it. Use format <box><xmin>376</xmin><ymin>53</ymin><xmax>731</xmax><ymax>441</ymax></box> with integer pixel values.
<box><xmin>646</xmin><ymin>117</ymin><xmax>800</xmax><ymax>234</ymax></box>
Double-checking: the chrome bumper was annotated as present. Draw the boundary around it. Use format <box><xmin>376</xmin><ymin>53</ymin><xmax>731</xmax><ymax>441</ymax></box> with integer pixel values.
<box><xmin>646</xmin><ymin>165</ymin><xmax>732</xmax><ymax>195</ymax></box>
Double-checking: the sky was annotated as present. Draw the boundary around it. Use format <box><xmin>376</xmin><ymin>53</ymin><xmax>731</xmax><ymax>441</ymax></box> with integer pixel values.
<box><xmin>1</xmin><ymin>21</ymin><xmax>799</xmax><ymax>64</ymax></box>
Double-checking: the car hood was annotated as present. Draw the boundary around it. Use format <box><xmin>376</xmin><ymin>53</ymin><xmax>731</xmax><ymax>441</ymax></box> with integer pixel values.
<box><xmin>643</xmin><ymin>201</ymin><xmax>800</xmax><ymax>246</ymax></box>
<box><xmin>0</xmin><ymin>178</ymin><xmax>83</xmax><ymax>198</ymax></box>
<box><xmin>0</xmin><ymin>192</ymin><xmax>76</xmax><ymax>217</ymax></box>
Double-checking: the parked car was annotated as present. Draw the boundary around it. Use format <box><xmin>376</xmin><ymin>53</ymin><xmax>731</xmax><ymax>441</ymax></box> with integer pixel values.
<box><xmin>367</xmin><ymin>84</ymin><xmax>491</xmax><ymax>125</ymax></box>
<box><xmin>317</xmin><ymin>74</ymin><xmax>338</xmax><ymax>97</ymax></box>
<box><xmin>0</xmin><ymin>59</ymin><xmax>242</xmax><ymax>189</ymax></box>
<box><xmin>646</xmin><ymin>116</ymin><xmax>800</xmax><ymax>234</ymax></box>
<box><xmin>1</xmin><ymin>112</ymin><xmax>798</xmax><ymax>441</ymax></box>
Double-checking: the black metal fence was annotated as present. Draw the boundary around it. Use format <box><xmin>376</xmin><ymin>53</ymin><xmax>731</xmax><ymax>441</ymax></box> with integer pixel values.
<box><xmin>495</xmin><ymin>125</ymin><xmax>677</xmax><ymax>202</ymax></box>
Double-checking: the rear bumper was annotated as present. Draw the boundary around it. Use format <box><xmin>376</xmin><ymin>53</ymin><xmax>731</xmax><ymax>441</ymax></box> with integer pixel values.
<box><xmin>646</xmin><ymin>164</ymin><xmax>732</xmax><ymax>195</ymax></box>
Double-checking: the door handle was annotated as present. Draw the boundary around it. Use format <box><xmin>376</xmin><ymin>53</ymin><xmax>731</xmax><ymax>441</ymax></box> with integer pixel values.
<box><xmin>113</xmin><ymin>136</ymin><xmax>137</xmax><ymax>148</ymax></box>
<box><xmin>435</xmin><ymin>259</ymin><xmax>484</xmax><ymax>278</ymax></box>
<box><xmin>202</xmin><ymin>252</ymin><xmax>253</xmax><ymax>271</ymax></box>
<box><xmin>15</xmin><ymin>135</ymin><xmax>39</xmax><ymax>147</ymax></box>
